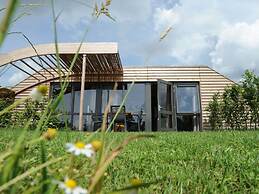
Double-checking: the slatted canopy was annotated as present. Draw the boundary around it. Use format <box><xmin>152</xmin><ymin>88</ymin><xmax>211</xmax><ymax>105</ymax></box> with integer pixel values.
<box><xmin>0</xmin><ymin>43</ymin><xmax>123</xmax><ymax>88</ymax></box>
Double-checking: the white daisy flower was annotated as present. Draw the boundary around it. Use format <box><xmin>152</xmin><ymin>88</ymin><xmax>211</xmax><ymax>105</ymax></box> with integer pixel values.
<box><xmin>30</xmin><ymin>85</ymin><xmax>48</xmax><ymax>101</ymax></box>
<box><xmin>66</xmin><ymin>141</ymin><xmax>95</xmax><ymax>157</ymax></box>
<box><xmin>30</xmin><ymin>88</ymin><xmax>43</xmax><ymax>101</ymax></box>
<box><xmin>58</xmin><ymin>178</ymin><xmax>88</xmax><ymax>194</ymax></box>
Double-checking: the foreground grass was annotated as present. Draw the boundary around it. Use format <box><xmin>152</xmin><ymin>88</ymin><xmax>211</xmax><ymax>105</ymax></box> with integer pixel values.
<box><xmin>0</xmin><ymin>129</ymin><xmax>258</xmax><ymax>193</ymax></box>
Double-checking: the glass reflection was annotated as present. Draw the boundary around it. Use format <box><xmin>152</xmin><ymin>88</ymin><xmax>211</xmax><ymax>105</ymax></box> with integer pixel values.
<box><xmin>101</xmin><ymin>90</ymin><xmax>109</xmax><ymax>112</ymax></box>
<box><xmin>176</xmin><ymin>86</ymin><xmax>199</xmax><ymax>113</ymax></box>
<box><xmin>125</xmin><ymin>84</ymin><xmax>145</xmax><ymax>113</ymax></box>
<box><xmin>74</xmin><ymin>90</ymin><xmax>96</xmax><ymax>113</ymax></box>
<box><xmin>57</xmin><ymin>93</ymin><xmax>71</xmax><ymax>113</ymax></box>
<box><xmin>110</xmin><ymin>90</ymin><xmax>123</xmax><ymax>106</ymax></box>
<box><xmin>158</xmin><ymin>83</ymin><xmax>172</xmax><ymax>111</ymax></box>
<box><xmin>72</xmin><ymin>115</ymin><xmax>92</xmax><ymax>130</ymax></box>
<box><xmin>51</xmin><ymin>82</ymin><xmax>147</xmax><ymax>131</ymax></box>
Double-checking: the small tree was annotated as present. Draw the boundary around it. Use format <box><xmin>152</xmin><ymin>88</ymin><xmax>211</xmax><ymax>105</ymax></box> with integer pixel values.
<box><xmin>207</xmin><ymin>70</ymin><xmax>258</xmax><ymax>130</ymax></box>
<box><xmin>206</xmin><ymin>93</ymin><xmax>223</xmax><ymax>130</ymax></box>
<box><xmin>241</xmin><ymin>70</ymin><xmax>259</xmax><ymax>129</ymax></box>
<box><xmin>221</xmin><ymin>84</ymin><xmax>246</xmax><ymax>130</ymax></box>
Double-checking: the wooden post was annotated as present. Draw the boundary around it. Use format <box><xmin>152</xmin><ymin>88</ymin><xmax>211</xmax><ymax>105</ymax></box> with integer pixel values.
<box><xmin>70</xmin><ymin>84</ymin><xmax>75</xmax><ymax>128</ymax></box>
<box><xmin>79</xmin><ymin>54</ymin><xmax>86</xmax><ymax>131</ymax></box>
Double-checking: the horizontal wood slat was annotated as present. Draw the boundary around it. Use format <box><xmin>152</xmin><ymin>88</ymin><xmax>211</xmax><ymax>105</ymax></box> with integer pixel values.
<box><xmin>12</xmin><ymin>66</ymin><xmax>235</xmax><ymax>130</ymax></box>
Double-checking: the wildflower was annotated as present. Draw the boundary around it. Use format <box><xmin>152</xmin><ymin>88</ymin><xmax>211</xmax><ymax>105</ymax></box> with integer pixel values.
<box><xmin>30</xmin><ymin>85</ymin><xmax>48</xmax><ymax>101</ymax></box>
<box><xmin>58</xmin><ymin>178</ymin><xmax>88</xmax><ymax>194</ymax></box>
<box><xmin>130</xmin><ymin>178</ymin><xmax>142</xmax><ymax>186</ymax></box>
<box><xmin>66</xmin><ymin>141</ymin><xmax>94</xmax><ymax>157</ymax></box>
<box><xmin>43</xmin><ymin>128</ymin><xmax>57</xmax><ymax>140</ymax></box>
<box><xmin>91</xmin><ymin>140</ymin><xmax>102</xmax><ymax>151</ymax></box>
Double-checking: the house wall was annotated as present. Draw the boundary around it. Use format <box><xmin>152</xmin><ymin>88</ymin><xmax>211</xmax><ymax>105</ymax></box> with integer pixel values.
<box><xmin>12</xmin><ymin>66</ymin><xmax>234</xmax><ymax>129</ymax></box>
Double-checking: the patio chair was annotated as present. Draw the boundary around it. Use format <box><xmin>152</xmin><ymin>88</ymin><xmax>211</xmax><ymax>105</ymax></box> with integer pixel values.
<box><xmin>91</xmin><ymin>114</ymin><xmax>103</xmax><ymax>131</ymax></box>
<box><xmin>110</xmin><ymin>105</ymin><xmax>127</xmax><ymax>132</ymax></box>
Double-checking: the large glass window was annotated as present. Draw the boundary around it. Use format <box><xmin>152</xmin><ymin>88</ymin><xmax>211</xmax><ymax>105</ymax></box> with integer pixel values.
<box><xmin>57</xmin><ymin>93</ymin><xmax>72</xmax><ymax>113</ymax></box>
<box><xmin>176</xmin><ymin>83</ymin><xmax>201</xmax><ymax>131</ymax></box>
<box><xmin>101</xmin><ymin>90</ymin><xmax>109</xmax><ymax>112</ymax></box>
<box><xmin>72</xmin><ymin>115</ymin><xmax>92</xmax><ymax>130</ymax></box>
<box><xmin>124</xmin><ymin>84</ymin><xmax>145</xmax><ymax>113</ymax></box>
<box><xmin>110</xmin><ymin>90</ymin><xmax>123</xmax><ymax>106</ymax></box>
<box><xmin>51</xmin><ymin>82</ymin><xmax>148</xmax><ymax>131</ymax></box>
<box><xmin>123</xmin><ymin>84</ymin><xmax>146</xmax><ymax>131</ymax></box>
<box><xmin>176</xmin><ymin>85</ymin><xmax>200</xmax><ymax>113</ymax></box>
<box><xmin>158</xmin><ymin>83</ymin><xmax>172</xmax><ymax>111</ymax></box>
<box><xmin>74</xmin><ymin>90</ymin><xmax>96</xmax><ymax>113</ymax></box>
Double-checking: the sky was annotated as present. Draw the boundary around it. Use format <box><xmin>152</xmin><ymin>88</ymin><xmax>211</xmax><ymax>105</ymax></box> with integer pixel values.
<box><xmin>0</xmin><ymin>0</ymin><xmax>259</xmax><ymax>87</ymax></box>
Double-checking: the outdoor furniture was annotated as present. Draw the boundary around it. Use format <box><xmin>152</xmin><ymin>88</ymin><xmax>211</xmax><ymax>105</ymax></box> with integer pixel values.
<box><xmin>110</xmin><ymin>105</ymin><xmax>127</xmax><ymax>131</ymax></box>
<box><xmin>91</xmin><ymin>114</ymin><xmax>103</xmax><ymax>131</ymax></box>
<box><xmin>127</xmin><ymin>110</ymin><xmax>145</xmax><ymax>131</ymax></box>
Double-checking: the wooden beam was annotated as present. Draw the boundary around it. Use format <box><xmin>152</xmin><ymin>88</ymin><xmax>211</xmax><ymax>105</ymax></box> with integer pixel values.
<box><xmin>39</xmin><ymin>56</ymin><xmax>60</xmax><ymax>75</ymax></box>
<box><xmin>79</xmin><ymin>54</ymin><xmax>87</xmax><ymax>131</ymax></box>
<box><xmin>45</xmin><ymin>55</ymin><xmax>66</xmax><ymax>75</ymax></box>
<box><xmin>30</xmin><ymin>57</ymin><xmax>55</xmax><ymax>77</ymax></box>
<box><xmin>86</xmin><ymin>56</ymin><xmax>97</xmax><ymax>72</ymax></box>
<box><xmin>10</xmin><ymin>62</ymin><xmax>40</xmax><ymax>81</ymax></box>
<box><xmin>20</xmin><ymin>59</ymin><xmax>48</xmax><ymax>79</ymax></box>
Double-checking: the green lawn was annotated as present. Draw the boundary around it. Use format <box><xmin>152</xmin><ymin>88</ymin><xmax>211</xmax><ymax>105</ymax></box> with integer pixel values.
<box><xmin>0</xmin><ymin>129</ymin><xmax>258</xmax><ymax>193</ymax></box>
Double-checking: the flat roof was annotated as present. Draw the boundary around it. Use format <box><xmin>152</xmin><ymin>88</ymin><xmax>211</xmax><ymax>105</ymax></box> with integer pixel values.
<box><xmin>0</xmin><ymin>42</ymin><xmax>119</xmax><ymax>66</ymax></box>
<box><xmin>0</xmin><ymin>43</ymin><xmax>123</xmax><ymax>87</ymax></box>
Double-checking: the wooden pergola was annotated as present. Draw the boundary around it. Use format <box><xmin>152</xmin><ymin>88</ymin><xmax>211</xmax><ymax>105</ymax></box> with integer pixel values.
<box><xmin>0</xmin><ymin>42</ymin><xmax>123</xmax><ymax>130</ymax></box>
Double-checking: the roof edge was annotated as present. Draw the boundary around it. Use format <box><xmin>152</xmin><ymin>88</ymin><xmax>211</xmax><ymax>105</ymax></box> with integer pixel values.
<box><xmin>0</xmin><ymin>42</ymin><xmax>119</xmax><ymax>67</ymax></box>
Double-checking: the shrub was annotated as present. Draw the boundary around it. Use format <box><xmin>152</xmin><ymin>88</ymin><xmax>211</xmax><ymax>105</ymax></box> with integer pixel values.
<box><xmin>13</xmin><ymin>98</ymin><xmax>46</xmax><ymax>129</ymax></box>
<box><xmin>0</xmin><ymin>88</ymin><xmax>15</xmax><ymax>127</ymax></box>
<box><xmin>207</xmin><ymin>70</ymin><xmax>258</xmax><ymax>130</ymax></box>
<box><xmin>12</xmin><ymin>98</ymin><xmax>65</xmax><ymax>130</ymax></box>
<box><xmin>206</xmin><ymin>93</ymin><xmax>223</xmax><ymax>130</ymax></box>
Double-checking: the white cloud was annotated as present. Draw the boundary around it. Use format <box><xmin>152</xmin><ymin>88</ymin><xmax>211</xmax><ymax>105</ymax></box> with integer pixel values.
<box><xmin>210</xmin><ymin>20</ymin><xmax>259</xmax><ymax>80</ymax></box>
<box><xmin>2</xmin><ymin>0</ymin><xmax>259</xmax><ymax>82</ymax></box>
<box><xmin>110</xmin><ymin>0</ymin><xmax>152</xmax><ymax>23</ymax></box>
<box><xmin>152</xmin><ymin>0</ymin><xmax>259</xmax><ymax>80</ymax></box>
<box><xmin>55</xmin><ymin>0</ymin><xmax>92</xmax><ymax>30</ymax></box>
<box><xmin>56</xmin><ymin>0</ymin><xmax>152</xmax><ymax>30</ymax></box>
<box><xmin>153</xmin><ymin>7</ymin><xmax>180</xmax><ymax>31</ymax></box>
<box><xmin>216</xmin><ymin>21</ymin><xmax>259</xmax><ymax>49</ymax></box>
<box><xmin>171</xmin><ymin>33</ymin><xmax>213</xmax><ymax>64</ymax></box>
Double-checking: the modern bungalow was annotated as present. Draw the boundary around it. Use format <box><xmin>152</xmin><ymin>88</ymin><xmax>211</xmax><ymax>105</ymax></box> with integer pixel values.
<box><xmin>0</xmin><ymin>43</ymin><xmax>234</xmax><ymax>131</ymax></box>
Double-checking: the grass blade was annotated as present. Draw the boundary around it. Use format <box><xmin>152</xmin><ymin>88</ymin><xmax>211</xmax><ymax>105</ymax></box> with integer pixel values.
<box><xmin>0</xmin><ymin>156</ymin><xmax>65</xmax><ymax>192</ymax></box>
<box><xmin>89</xmin><ymin>134</ymin><xmax>154</xmax><ymax>192</ymax></box>
<box><xmin>0</xmin><ymin>0</ymin><xmax>19</xmax><ymax>46</ymax></box>
<box><xmin>40</xmin><ymin>141</ymin><xmax>48</xmax><ymax>193</ymax></box>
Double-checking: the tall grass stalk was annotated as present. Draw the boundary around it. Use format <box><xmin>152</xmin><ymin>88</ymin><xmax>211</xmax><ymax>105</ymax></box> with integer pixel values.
<box><xmin>0</xmin><ymin>0</ymin><xmax>18</xmax><ymax>45</ymax></box>
<box><xmin>0</xmin><ymin>1</ymin><xmax>155</xmax><ymax>193</ymax></box>
<box><xmin>0</xmin><ymin>156</ymin><xmax>65</xmax><ymax>192</ymax></box>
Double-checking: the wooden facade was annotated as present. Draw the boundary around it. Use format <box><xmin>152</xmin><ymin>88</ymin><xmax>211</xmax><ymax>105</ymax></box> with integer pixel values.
<box><xmin>0</xmin><ymin>43</ymin><xmax>235</xmax><ymax>130</ymax></box>
<box><xmin>10</xmin><ymin>66</ymin><xmax>234</xmax><ymax>129</ymax></box>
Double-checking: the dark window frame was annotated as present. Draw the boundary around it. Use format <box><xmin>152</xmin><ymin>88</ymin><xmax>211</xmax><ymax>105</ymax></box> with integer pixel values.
<box><xmin>174</xmin><ymin>82</ymin><xmax>202</xmax><ymax>131</ymax></box>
